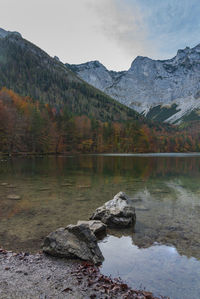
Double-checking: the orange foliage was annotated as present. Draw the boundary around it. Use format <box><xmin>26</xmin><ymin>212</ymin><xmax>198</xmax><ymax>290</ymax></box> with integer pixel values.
<box><xmin>0</xmin><ymin>87</ymin><xmax>200</xmax><ymax>154</ymax></box>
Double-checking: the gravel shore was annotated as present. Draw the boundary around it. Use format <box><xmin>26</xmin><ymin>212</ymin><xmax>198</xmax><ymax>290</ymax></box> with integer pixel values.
<box><xmin>0</xmin><ymin>248</ymin><xmax>166</xmax><ymax>299</ymax></box>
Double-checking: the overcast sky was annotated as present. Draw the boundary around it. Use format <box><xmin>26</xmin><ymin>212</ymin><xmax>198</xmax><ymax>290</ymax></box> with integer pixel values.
<box><xmin>1</xmin><ymin>0</ymin><xmax>200</xmax><ymax>70</ymax></box>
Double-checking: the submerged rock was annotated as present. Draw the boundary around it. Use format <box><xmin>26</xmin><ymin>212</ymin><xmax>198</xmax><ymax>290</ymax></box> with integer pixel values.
<box><xmin>60</xmin><ymin>183</ymin><xmax>73</xmax><ymax>187</ymax></box>
<box><xmin>7</xmin><ymin>194</ymin><xmax>21</xmax><ymax>200</ymax></box>
<box><xmin>38</xmin><ymin>187</ymin><xmax>50</xmax><ymax>191</ymax></box>
<box><xmin>90</xmin><ymin>192</ymin><xmax>136</xmax><ymax>227</ymax></box>
<box><xmin>77</xmin><ymin>220</ymin><xmax>107</xmax><ymax>238</ymax></box>
<box><xmin>6</xmin><ymin>184</ymin><xmax>16</xmax><ymax>188</ymax></box>
<box><xmin>42</xmin><ymin>223</ymin><xmax>104</xmax><ymax>264</ymax></box>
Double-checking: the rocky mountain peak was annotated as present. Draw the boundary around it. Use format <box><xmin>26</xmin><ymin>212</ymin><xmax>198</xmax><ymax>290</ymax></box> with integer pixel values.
<box><xmin>176</xmin><ymin>47</ymin><xmax>190</xmax><ymax>60</ymax></box>
<box><xmin>193</xmin><ymin>43</ymin><xmax>200</xmax><ymax>52</ymax></box>
<box><xmin>0</xmin><ymin>28</ymin><xmax>22</xmax><ymax>39</ymax></box>
<box><xmin>54</xmin><ymin>56</ymin><xmax>60</xmax><ymax>62</ymax></box>
<box><xmin>88</xmin><ymin>60</ymin><xmax>104</xmax><ymax>68</ymax></box>
<box><xmin>76</xmin><ymin>60</ymin><xmax>105</xmax><ymax>71</ymax></box>
<box><xmin>129</xmin><ymin>56</ymin><xmax>154</xmax><ymax>74</ymax></box>
<box><xmin>130</xmin><ymin>56</ymin><xmax>153</xmax><ymax>68</ymax></box>
<box><xmin>170</xmin><ymin>44</ymin><xmax>200</xmax><ymax>67</ymax></box>
<box><xmin>70</xmin><ymin>42</ymin><xmax>200</xmax><ymax>124</ymax></box>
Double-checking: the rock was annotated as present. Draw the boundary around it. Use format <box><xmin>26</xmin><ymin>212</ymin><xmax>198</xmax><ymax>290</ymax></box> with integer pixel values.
<box><xmin>77</xmin><ymin>220</ymin><xmax>107</xmax><ymax>237</ymax></box>
<box><xmin>90</xmin><ymin>192</ymin><xmax>136</xmax><ymax>228</ymax></box>
<box><xmin>38</xmin><ymin>188</ymin><xmax>50</xmax><ymax>191</ymax></box>
<box><xmin>7</xmin><ymin>194</ymin><xmax>21</xmax><ymax>200</ymax></box>
<box><xmin>54</xmin><ymin>56</ymin><xmax>60</xmax><ymax>62</ymax></box>
<box><xmin>42</xmin><ymin>224</ymin><xmax>104</xmax><ymax>264</ymax></box>
<box><xmin>60</xmin><ymin>183</ymin><xmax>73</xmax><ymax>187</ymax></box>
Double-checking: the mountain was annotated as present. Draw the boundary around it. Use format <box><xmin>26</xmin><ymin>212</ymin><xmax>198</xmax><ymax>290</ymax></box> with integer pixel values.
<box><xmin>68</xmin><ymin>45</ymin><xmax>200</xmax><ymax>124</ymax></box>
<box><xmin>1</xmin><ymin>28</ymin><xmax>200</xmax><ymax>154</ymax></box>
<box><xmin>0</xmin><ymin>28</ymin><xmax>139</xmax><ymax>123</ymax></box>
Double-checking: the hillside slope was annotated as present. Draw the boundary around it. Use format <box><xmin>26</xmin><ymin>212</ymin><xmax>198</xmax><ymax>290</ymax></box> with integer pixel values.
<box><xmin>0</xmin><ymin>29</ymin><xmax>139</xmax><ymax>123</ymax></box>
<box><xmin>1</xmin><ymin>87</ymin><xmax>200</xmax><ymax>154</ymax></box>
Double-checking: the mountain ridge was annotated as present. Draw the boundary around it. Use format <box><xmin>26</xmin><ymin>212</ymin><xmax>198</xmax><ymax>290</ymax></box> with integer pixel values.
<box><xmin>0</xmin><ymin>28</ymin><xmax>22</xmax><ymax>39</ymax></box>
<box><xmin>0</xmin><ymin>28</ymin><xmax>141</xmax><ymax>123</ymax></box>
<box><xmin>68</xmin><ymin>43</ymin><xmax>200</xmax><ymax>124</ymax></box>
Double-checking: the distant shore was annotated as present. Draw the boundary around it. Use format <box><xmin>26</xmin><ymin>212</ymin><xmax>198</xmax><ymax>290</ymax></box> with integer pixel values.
<box><xmin>1</xmin><ymin>151</ymin><xmax>200</xmax><ymax>157</ymax></box>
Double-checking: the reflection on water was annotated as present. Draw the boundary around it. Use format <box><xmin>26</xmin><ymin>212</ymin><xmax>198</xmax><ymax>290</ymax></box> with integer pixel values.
<box><xmin>100</xmin><ymin>235</ymin><xmax>200</xmax><ymax>299</ymax></box>
<box><xmin>1</xmin><ymin>154</ymin><xmax>200</xmax><ymax>298</ymax></box>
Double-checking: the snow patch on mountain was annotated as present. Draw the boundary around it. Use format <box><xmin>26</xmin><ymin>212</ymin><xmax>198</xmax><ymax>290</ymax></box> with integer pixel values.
<box><xmin>164</xmin><ymin>96</ymin><xmax>200</xmax><ymax>123</ymax></box>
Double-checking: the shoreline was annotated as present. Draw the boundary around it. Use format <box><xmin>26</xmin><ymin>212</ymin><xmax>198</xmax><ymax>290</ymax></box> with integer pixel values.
<box><xmin>1</xmin><ymin>151</ymin><xmax>200</xmax><ymax>157</ymax></box>
<box><xmin>0</xmin><ymin>248</ymin><xmax>167</xmax><ymax>299</ymax></box>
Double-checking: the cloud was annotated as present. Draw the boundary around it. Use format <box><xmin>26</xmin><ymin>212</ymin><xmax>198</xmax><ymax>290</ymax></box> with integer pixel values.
<box><xmin>1</xmin><ymin>0</ymin><xmax>200</xmax><ymax>70</ymax></box>
<box><xmin>88</xmin><ymin>0</ymin><xmax>156</xmax><ymax>62</ymax></box>
<box><xmin>89</xmin><ymin>0</ymin><xmax>200</xmax><ymax>62</ymax></box>
<box><xmin>136</xmin><ymin>0</ymin><xmax>200</xmax><ymax>58</ymax></box>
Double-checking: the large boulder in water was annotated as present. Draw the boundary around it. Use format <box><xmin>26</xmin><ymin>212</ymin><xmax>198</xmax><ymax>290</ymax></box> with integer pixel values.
<box><xmin>42</xmin><ymin>223</ymin><xmax>104</xmax><ymax>264</ymax></box>
<box><xmin>90</xmin><ymin>192</ymin><xmax>136</xmax><ymax>227</ymax></box>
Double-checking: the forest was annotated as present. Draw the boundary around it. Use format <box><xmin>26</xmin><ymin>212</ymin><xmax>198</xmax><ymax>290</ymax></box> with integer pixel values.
<box><xmin>0</xmin><ymin>87</ymin><xmax>200</xmax><ymax>154</ymax></box>
<box><xmin>0</xmin><ymin>33</ymin><xmax>138</xmax><ymax>123</ymax></box>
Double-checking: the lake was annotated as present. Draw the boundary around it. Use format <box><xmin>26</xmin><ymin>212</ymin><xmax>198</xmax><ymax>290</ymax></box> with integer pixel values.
<box><xmin>1</xmin><ymin>154</ymin><xmax>200</xmax><ymax>298</ymax></box>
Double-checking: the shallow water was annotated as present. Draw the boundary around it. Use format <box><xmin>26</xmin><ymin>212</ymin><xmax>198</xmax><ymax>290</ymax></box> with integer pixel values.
<box><xmin>100</xmin><ymin>236</ymin><xmax>200</xmax><ymax>299</ymax></box>
<box><xmin>1</xmin><ymin>154</ymin><xmax>200</xmax><ymax>298</ymax></box>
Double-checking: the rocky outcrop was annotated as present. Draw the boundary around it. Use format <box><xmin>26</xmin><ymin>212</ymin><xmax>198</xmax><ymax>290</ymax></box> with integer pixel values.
<box><xmin>69</xmin><ymin>44</ymin><xmax>200</xmax><ymax>123</ymax></box>
<box><xmin>0</xmin><ymin>28</ymin><xmax>21</xmax><ymax>39</ymax></box>
<box><xmin>77</xmin><ymin>220</ymin><xmax>107</xmax><ymax>237</ymax></box>
<box><xmin>90</xmin><ymin>192</ymin><xmax>136</xmax><ymax>227</ymax></box>
<box><xmin>42</xmin><ymin>223</ymin><xmax>104</xmax><ymax>264</ymax></box>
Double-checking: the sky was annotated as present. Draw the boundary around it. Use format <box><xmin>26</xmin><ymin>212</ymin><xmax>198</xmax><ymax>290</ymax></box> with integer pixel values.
<box><xmin>1</xmin><ymin>0</ymin><xmax>200</xmax><ymax>70</ymax></box>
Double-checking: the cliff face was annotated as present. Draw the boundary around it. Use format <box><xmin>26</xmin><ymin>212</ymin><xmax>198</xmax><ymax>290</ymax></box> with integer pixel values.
<box><xmin>69</xmin><ymin>44</ymin><xmax>200</xmax><ymax>123</ymax></box>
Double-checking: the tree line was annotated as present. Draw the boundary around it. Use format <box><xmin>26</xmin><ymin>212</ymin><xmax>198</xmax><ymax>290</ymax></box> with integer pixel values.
<box><xmin>0</xmin><ymin>88</ymin><xmax>200</xmax><ymax>154</ymax></box>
